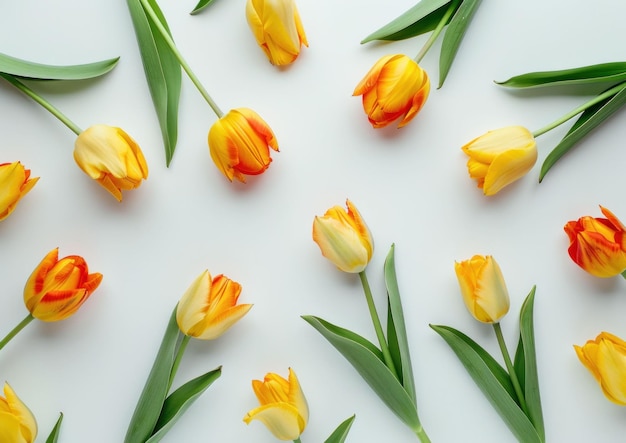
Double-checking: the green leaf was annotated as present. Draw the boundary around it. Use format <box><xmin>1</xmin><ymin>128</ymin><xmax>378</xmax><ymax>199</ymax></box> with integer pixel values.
<box><xmin>430</xmin><ymin>324</ymin><xmax>541</xmax><ymax>443</ymax></box>
<box><xmin>361</xmin><ymin>0</ymin><xmax>454</xmax><ymax>43</ymax></box>
<box><xmin>124</xmin><ymin>307</ymin><xmax>182</xmax><ymax>443</ymax></box>
<box><xmin>146</xmin><ymin>367</ymin><xmax>222</xmax><ymax>443</ymax></box>
<box><xmin>127</xmin><ymin>0</ymin><xmax>182</xmax><ymax>166</ymax></box>
<box><xmin>438</xmin><ymin>0</ymin><xmax>481</xmax><ymax>88</ymax></box>
<box><xmin>513</xmin><ymin>334</ymin><xmax>526</xmax><ymax>393</ymax></box>
<box><xmin>190</xmin><ymin>0</ymin><xmax>217</xmax><ymax>15</ymax></box>
<box><xmin>539</xmin><ymin>84</ymin><xmax>626</xmax><ymax>181</ymax></box>
<box><xmin>302</xmin><ymin>315</ymin><xmax>421</xmax><ymax>432</ymax></box>
<box><xmin>0</xmin><ymin>52</ymin><xmax>119</xmax><ymax>81</ymax></box>
<box><xmin>45</xmin><ymin>413</ymin><xmax>63</xmax><ymax>443</ymax></box>
<box><xmin>324</xmin><ymin>414</ymin><xmax>356</xmax><ymax>443</ymax></box>
<box><xmin>383</xmin><ymin>244</ymin><xmax>416</xmax><ymax>403</ymax></box>
<box><xmin>497</xmin><ymin>62</ymin><xmax>626</xmax><ymax>88</ymax></box>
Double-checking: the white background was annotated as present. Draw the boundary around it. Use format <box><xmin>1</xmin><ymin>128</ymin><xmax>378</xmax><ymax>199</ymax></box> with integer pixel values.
<box><xmin>1</xmin><ymin>0</ymin><xmax>626</xmax><ymax>442</ymax></box>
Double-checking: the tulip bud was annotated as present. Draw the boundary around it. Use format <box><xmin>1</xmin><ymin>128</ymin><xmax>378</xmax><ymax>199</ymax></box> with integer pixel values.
<box><xmin>0</xmin><ymin>382</ymin><xmax>38</xmax><ymax>443</ymax></box>
<box><xmin>0</xmin><ymin>161</ymin><xmax>39</xmax><ymax>221</ymax></box>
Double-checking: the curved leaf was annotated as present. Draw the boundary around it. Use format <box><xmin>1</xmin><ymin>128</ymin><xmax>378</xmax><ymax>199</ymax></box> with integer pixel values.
<box><xmin>324</xmin><ymin>414</ymin><xmax>356</xmax><ymax>443</ymax></box>
<box><xmin>45</xmin><ymin>413</ymin><xmax>64</xmax><ymax>443</ymax></box>
<box><xmin>190</xmin><ymin>0</ymin><xmax>217</xmax><ymax>15</ymax></box>
<box><xmin>0</xmin><ymin>52</ymin><xmax>119</xmax><ymax>81</ymax></box>
<box><xmin>497</xmin><ymin>62</ymin><xmax>626</xmax><ymax>89</ymax></box>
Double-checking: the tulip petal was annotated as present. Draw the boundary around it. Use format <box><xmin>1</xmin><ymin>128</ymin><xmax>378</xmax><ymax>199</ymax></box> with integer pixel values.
<box><xmin>243</xmin><ymin>403</ymin><xmax>304</xmax><ymax>441</ymax></box>
<box><xmin>0</xmin><ymin>412</ymin><xmax>28</xmax><ymax>443</ymax></box>
<box><xmin>193</xmin><ymin>304</ymin><xmax>253</xmax><ymax>340</ymax></box>
<box><xmin>176</xmin><ymin>270</ymin><xmax>212</xmax><ymax>332</ymax></box>
<box><xmin>2</xmin><ymin>384</ymin><xmax>37</xmax><ymax>443</ymax></box>
<box><xmin>482</xmin><ymin>147</ymin><xmax>537</xmax><ymax>196</ymax></box>
<box><xmin>287</xmin><ymin>368</ymin><xmax>309</xmax><ymax>424</ymax></box>
<box><xmin>353</xmin><ymin>55</ymin><xmax>395</xmax><ymax>96</ymax></box>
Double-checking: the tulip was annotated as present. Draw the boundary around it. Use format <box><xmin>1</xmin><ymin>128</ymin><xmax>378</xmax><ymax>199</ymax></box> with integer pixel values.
<box><xmin>73</xmin><ymin>124</ymin><xmax>149</xmax><ymax>201</ymax></box>
<box><xmin>246</xmin><ymin>0</ymin><xmax>308</xmax><ymax>66</ymax></box>
<box><xmin>243</xmin><ymin>368</ymin><xmax>309</xmax><ymax>441</ymax></box>
<box><xmin>24</xmin><ymin>248</ymin><xmax>103</xmax><ymax>322</ymax></box>
<box><xmin>564</xmin><ymin>206</ymin><xmax>626</xmax><ymax>278</ymax></box>
<box><xmin>575</xmin><ymin>332</ymin><xmax>626</xmax><ymax>405</ymax></box>
<box><xmin>208</xmin><ymin>108</ymin><xmax>279</xmax><ymax>183</ymax></box>
<box><xmin>312</xmin><ymin>199</ymin><xmax>374</xmax><ymax>273</ymax></box>
<box><xmin>455</xmin><ymin>255</ymin><xmax>510</xmax><ymax>323</ymax></box>
<box><xmin>0</xmin><ymin>161</ymin><xmax>39</xmax><ymax>221</ymax></box>
<box><xmin>0</xmin><ymin>383</ymin><xmax>37</xmax><ymax>443</ymax></box>
<box><xmin>461</xmin><ymin>125</ymin><xmax>537</xmax><ymax>196</ymax></box>
<box><xmin>176</xmin><ymin>270</ymin><xmax>252</xmax><ymax>340</ymax></box>
<box><xmin>353</xmin><ymin>54</ymin><xmax>430</xmax><ymax>129</ymax></box>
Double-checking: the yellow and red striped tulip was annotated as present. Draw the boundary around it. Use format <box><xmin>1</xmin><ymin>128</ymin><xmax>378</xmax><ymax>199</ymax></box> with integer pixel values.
<box><xmin>564</xmin><ymin>206</ymin><xmax>626</xmax><ymax>278</ymax></box>
<box><xmin>246</xmin><ymin>0</ymin><xmax>308</xmax><ymax>66</ymax></box>
<box><xmin>0</xmin><ymin>161</ymin><xmax>38</xmax><ymax>221</ymax></box>
<box><xmin>208</xmin><ymin>108</ymin><xmax>279</xmax><ymax>183</ymax></box>
<box><xmin>462</xmin><ymin>125</ymin><xmax>537</xmax><ymax>196</ymax></box>
<box><xmin>0</xmin><ymin>383</ymin><xmax>37</xmax><ymax>443</ymax></box>
<box><xmin>455</xmin><ymin>255</ymin><xmax>510</xmax><ymax>324</ymax></box>
<box><xmin>312</xmin><ymin>199</ymin><xmax>374</xmax><ymax>273</ymax></box>
<box><xmin>176</xmin><ymin>270</ymin><xmax>252</xmax><ymax>340</ymax></box>
<box><xmin>243</xmin><ymin>368</ymin><xmax>309</xmax><ymax>441</ymax></box>
<box><xmin>353</xmin><ymin>54</ymin><xmax>430</xmax><ymax>129</ymax></box>
<box><xmin>575</xmin><ymin>332</ymin><xmax>626</xmax><ymax>405</ymax></box>
<box><xmin>24</xmin><ymin>248</ymin><xmax>103</xmax><ymax>322</ymax></box>
<box><xmin>74</xmin><ymin>124</ymin><xmax>149</xmax><ymax>201</ymax></box>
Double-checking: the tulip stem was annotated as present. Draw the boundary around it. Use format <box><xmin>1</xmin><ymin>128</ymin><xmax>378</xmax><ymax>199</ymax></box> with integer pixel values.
<box><xmin>168</xmin><ymin>333</ymin><xmax>191</xmax><ymax>391</ymax></box>
<box><xmin>621</xmin><ymin>269</ymin><xmax>626</xmax><ymax>280</ymax></box>
<box><xmin>293</xmin><ymin>438</ymin><xmax>302</xmax><ymax>443</ymax></box>
<box><xmin>414</xmin><ymin>424</ymin><xmax>432</xmax><ymax>443</ymax></box>
<box><xmin>139</xmin><ymin>0</ymin><xmax>224</xmax><ymax>118</ymax></box>
<box><xmin>492</xmin><ymin>322</ymin><xmax>529</xmax><ymax>415</ymax></box>
<box><xmin>0</xmin><ymin>73</ymin><xmax>83</xmax><ymax>135</ymax></box>
<box><xmin>359</xmin><ymin>271</ymin><xmax>398</xmax><ymax>378</ymax></box>
<box><xmin>532</xmin><ymin>81</ymin><xmax>626</xmax><ymax>137</ymax></box>
<box><xmin>0</xmin><ymin>314</ymin><xmax>35</xmax><ymax>351</ymax></box>
<box><xmin>414</xmin><ymin>0</ymin><xmax>461</xmax><ymax>64</ymax></box>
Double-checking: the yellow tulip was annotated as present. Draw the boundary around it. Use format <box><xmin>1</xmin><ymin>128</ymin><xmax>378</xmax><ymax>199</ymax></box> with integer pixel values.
<box><xmin>575</xmin><ymin>332</ymin><xmax>626</xmax><ymax>405</ymax></box>
<box><xmin>0</xmin><ymin>382</ymin><xmax>37</xmax><ymax>443</ymax></box>
<box><xmin>312</xmin><ymin>199</ymin><xmax>374</xmax><ymax>273</ymax></box>
<box><xmin>74</xmin><ymin>124</ymin><xmax>149</xmax><ymax>201</ymax></box>
<box><xmin>208</xmin><ymin>108</ymin><xmax>279</xmax><ymax>183</ymax></box>
<box><xmin>455</xmin><ymin>255</ymin><xmax>510</xmax><ymax>323</ymax></box>
<box><xmin>243</xmin><ymin>368</ymin><xmax>309</xmax><ymax>441</ymax></box>
<box><xmin>176</xmin><ymin>270</ymin><xmax>252</xmax><ymax>340</ymax></box>
<box><xmin>246</xmin><ymin>0</ymin><xmax>308</xmax><ymax>66</ymax></box>
<box><xmin>462</xmin><ymin>126</ymin><xmax>537</xmax><ymax>196</ymax></box>
<box><xmin>0</xmin><ymin>161</ymin><xmax>38</xmax><ymax>221</ymax></box>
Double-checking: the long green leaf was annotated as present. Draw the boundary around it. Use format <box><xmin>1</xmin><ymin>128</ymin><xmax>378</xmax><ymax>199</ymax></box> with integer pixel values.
<box><xmin>430</xmin><ymin>324</ymin><xmax>541</xmax><ymax>442</ymax></box>
<box><xmin>146</xmin><ymin>367</ymin><xmax>222</xmax><ymax>442</ymax></box>
<box><xmin>124</xmin><ymin>307</ymin><xmax>182</xmax><ymax>443</ymax></box>
<box><xmin>438</xmin><ymin>0</ymin><xmax>481</xmax><ymax>88</ymax></box>
<box><xmin>190</xmin><ymin>0</ymin><xmax>217</xmax><ymax>15</ymax></box>
<box><xmin>302</xmin><ymin>315</ymin><xmax>421</xmax><ymax>432</ymax></box>
<box><xmin>45</xmin><ymin>413</ymin><xmax>63</xmax><ymax>443</ymax></box>
<box><xmin>0</xmin><ymin>52</ymin><xmax>119</xmax><ymax>81</ymax></box>
<box><xmin>361</xmin><ymin>0</ymin><xmax>453</xmax><ymax>43</ymax></box>
<box><xmin>539</xmin><ymin>84</ymin><xmax>626</xmax><ymax>181</ymax></box>
<box><xmin>497</xmin><ymin>62</ymin><xmax>626</xmax><ymax>88</ymax></box>
<box><xmin>383</xmin><ymin>244</ymin><xmax>416</xmax><ymax>403</ymax></box>
<box><xmin>127</xmin><ymin>0</ymin><xmax>181</xmax><ymax>166</ymax></box>
<box><xmin>324</xmin><ymin>414</ymin><xmax>356</xmax><ymax>443</ymax></box>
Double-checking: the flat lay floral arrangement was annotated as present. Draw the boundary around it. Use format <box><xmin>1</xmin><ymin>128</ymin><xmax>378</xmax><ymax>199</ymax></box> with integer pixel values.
<box><xmin>1</xmin><ymin>0</ymin><xmax>626</xmax><ymax>442</ymax></box>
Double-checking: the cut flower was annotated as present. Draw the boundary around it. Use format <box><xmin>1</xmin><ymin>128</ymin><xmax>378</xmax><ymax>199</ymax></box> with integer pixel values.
<box><xmin>0</xmin><ymin>161</ymin><xmax>38</xmax><ymax>221</ymax></box>
<box><xmin>0</xmin><ymin>382</ymin><xmax>37</xmax><ymax>443</ymax></box>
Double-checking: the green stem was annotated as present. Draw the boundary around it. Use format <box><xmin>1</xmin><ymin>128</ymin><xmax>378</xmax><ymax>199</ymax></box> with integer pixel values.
<box><xmin>358</xmin><ymin>271</ymin><xmax>398</xmax><ymax>378</ymax></box>
<box><xmin>0</xmin><ymin>73</ymin><xmax>83</xmax><ymax>135</ymax></box>
<box><xmin>293</xmin><ymin>438</ymin><xmax>302</xmax><ymax>443</ymax></box>
<box><xmin>414</xmin><ymin>425</ymin><xmax>432</xmax><ymax>443</ymax></box>
<box><xmin>492</xmin><ymin>322</ymin><xmax>529</xmax><ymax>415</ymax></box>
<box><xmin>621</xmin><ymin>269</ymin><xmax>626</xmax><ymax>280</ymax></box>
<box><xmin>167</xmin><ymin>334</ymin><xmax>191</xmax><ymax>391</ymax></box>
<box><xmin>414</xmin><ymin>0</ymin><xmax>461</xmax><ymax>63</ymax></box>
<box><xmin>139</xmin><ymin>0</ymin><xmax>223</xmax><ymax>118</ymax></box>
<box><xmin>0</xmin><ymin>314</ymin><xmax>35</xmax><ymax>351</ymax></box>
<box><xmin>532</xmin><ymin>82</ymin><xmax>626</xmax><ymax>137</ymax></box>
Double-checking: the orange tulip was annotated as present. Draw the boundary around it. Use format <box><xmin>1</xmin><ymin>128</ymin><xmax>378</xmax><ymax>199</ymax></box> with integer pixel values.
<box><xmin>208</xmin><ymin>108</ymin><xmax>279</xmax><ymax>182</ymax></box>
<box><xmin>0</xmin><ymin>382</ymin><xmax>37</xmax><ymax>443</ymax></box>
<box><xmin>353</xmin><ymin>54</ymin><xmax>430</xmax><ymax>128</ymax></box>
<box><xmin>0</xmin><ymin>161</ymin><xmax>39</xmax><ymax>221</ymax></box>
<box><xmin>24</xmin><ymin>248</ymin><xmax>103</xmax><ymax>322</ymax></box>
<box><xmin>564</xmin><ymin>206</ymin><xmax>626</xmax><ymax>278</ymax></box>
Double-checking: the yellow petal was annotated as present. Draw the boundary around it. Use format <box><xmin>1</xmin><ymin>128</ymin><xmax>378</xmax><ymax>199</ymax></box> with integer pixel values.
<box><xmin>243</xmin><ymin>403</ymin><xmax>304</xmax><ymax>441</ymax></box>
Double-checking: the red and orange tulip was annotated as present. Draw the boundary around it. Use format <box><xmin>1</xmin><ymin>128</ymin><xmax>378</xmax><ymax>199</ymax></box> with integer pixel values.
<box><xmin>0</xmin><ymin>161</ymin><xmax>38</xmax><ymax>221</ymax></box>
<box><xmin>0</xmin><ymin>383</ymin><xmax>37</xmax><ymax>443</ymax></box>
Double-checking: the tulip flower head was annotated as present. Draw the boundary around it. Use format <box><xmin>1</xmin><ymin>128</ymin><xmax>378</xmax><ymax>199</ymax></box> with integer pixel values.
<box><xmin>312</xmin><ymin>199</ymin><xmax>374</xmax><ymax>273</ymax></box>
<box><xmin>243</xmin><ymin>368</ymin><xmax>309</xmax><ymax>441</ymax></box>
<box><xmin>0</xmin><ymin>383</ymin><xmax>37</xmax><ymax>443</ymax></box>
<box><xmin>575</xmin><ymin>332</ymin><xmax>626</xmax><ymax>405</ymax></box>
<box><xmin>246</xmin><ymin>0</ymin><xmax>308</xmax><ymax>66</ymax></box>
<box><xmin>455</xmin><ymin>255</ymin><xmax>510</xmax><ymax>323</ymax></box>
<box><xmin>73</xmin><ymin>124</ymin><xmax>149</xmax><ymax>201</ymax></box>
<box><xmin>208</xmin><ymin>108</ymin><xmax>279</xmax><ymax>183</ymax></box>
<box><xmin>176</xmin><ymin>270</ymin><xmax>252</xmax><ymax>340</ymax></box>
<box><xmin>353</xmin><ymin>54</ymin><xmax>430</xmax><ymax>129</ymax></box>
<box><xmin>24</xmin><ymin>248</ymin><xmax>103</xmax><ymax>322</ymax></box>
<box><xmin>0</xmin><ymin>161</ymin><xmax>39</xmax><ymax>221</ymax></box>
<box><xmin>462</xmin><ymin>126</ymin><xmax>538</xmax><ymax>196</ymax></box>
<box><xmin>564</xmin><ymin>206</ymin><xmax>626</xmax><ymax>278</ymax></box>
